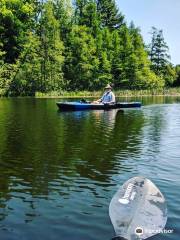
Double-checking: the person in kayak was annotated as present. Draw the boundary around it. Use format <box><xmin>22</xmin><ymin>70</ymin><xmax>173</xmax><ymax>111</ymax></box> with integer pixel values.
<box><xmin>93</xmin><ymin>84</ymin><xmax>116</xmax><ymax>104</ymax></box>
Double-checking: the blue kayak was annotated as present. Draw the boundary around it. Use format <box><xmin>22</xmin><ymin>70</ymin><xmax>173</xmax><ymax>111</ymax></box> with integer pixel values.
<box><xmin>56</xmin><ymin>101</ymin><xmax>141</xmax><ymax>111</ymax></box>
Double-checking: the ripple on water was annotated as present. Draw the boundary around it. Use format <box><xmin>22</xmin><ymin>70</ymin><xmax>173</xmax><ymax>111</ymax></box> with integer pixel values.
<box><xmin>0</xmin><ymin>98</ymin><xmax>180</xmax><ymax>239</ymax></box>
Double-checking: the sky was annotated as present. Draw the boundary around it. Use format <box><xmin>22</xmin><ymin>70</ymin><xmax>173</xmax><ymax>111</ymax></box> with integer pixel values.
<box><xmin>117</xmin><ymin>0</ymin><xmax>180</xmax><ymax>65</ymax></box>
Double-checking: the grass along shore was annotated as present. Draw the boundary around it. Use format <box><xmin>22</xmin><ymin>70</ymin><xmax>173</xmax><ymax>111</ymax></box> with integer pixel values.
<box><xmin>35</xmin><ymin>88</ymin><xmax>180</xmax><ymax>98</ymax></box>
<box><xmin>1</xmin><ymin>88</ymin><xmax>180</xmax><ymax>98</ymax></box>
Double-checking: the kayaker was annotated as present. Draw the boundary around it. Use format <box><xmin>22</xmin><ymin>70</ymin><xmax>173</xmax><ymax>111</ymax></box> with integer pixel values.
<box><xmin>93</xmin><ymin>84</ymin><xmax>115</xmax><ymax>104</ymax></box>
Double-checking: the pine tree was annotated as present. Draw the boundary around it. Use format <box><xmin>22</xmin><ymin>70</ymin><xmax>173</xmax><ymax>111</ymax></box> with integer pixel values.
<box><xmin>53</xmin><ymin>0</ymin><xmax>73</xmax><ymax>39</ymax></box>
<box><xmin>38</xmin><ymin>0</ymin><xmax>65</xmax><ymax>92</ymax></box>
<box><xmin>74</xmin><ymin>0</ymin><xmax>100</xmax><ymax>36</ymax></box>
<box><xmin>128</xmin><ymin>23</ymin><xmax>162</xmax><ymax>89</ymax></box>
<box><xmin>97</xmin><ymin>0</ymin><xmax>124</xmax><ymax>30</ymax></box>
<box><xmin>111</xmin><ymin>25</ymin><xmax>135</xmax><ymax>87</ymax></box>
<box><xmin>148</xmin><ymin>27</ymin><xmax>176</xmax><ymax>86</ymax></box>
<box><xmin>148</xmin><ymin>27</ymin><xmax>170</xmax><ymax>75</ymax></box>
<box><xmin>96</xmin><ymin>28</ymin><xmax>113</xmax><ymax>87</ymax></box>
<box><xmin>64</xmin><ymin>25</ymin><xmax>99</xmax><ymax>90</ymax></box>
<box><xmin>111</xmin><ymin>24</ymin><xmax>164</xmax><ymax>89</ymax></box>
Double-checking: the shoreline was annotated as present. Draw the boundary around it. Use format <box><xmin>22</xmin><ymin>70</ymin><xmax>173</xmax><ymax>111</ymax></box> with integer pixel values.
<box><xmin>35</xmin><ymin>89</ymin><xmax>180</xmax><ymax>98</ymax></box>
<box><xmin>1</xmin><ymin>88</ymin><xmax>180</xmax><ymax>98</ymax></box>
<box><xmin>1</xmin><ymin>94</ymin><xmax>180</xmax><ymax>99</ymax></box>
<box><xmin>35</xmin><ymin>94</ymin><xmax>180</xmax><ymax>98</ymax></box>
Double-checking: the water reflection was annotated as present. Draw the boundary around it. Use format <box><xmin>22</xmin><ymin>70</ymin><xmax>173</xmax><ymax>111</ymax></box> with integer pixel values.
<box><xmin>0</xmin><ymin>103</ymin><xmax>145</xmax><ymax>226</ymax></box>
<box><xmin>0</xmin><ymin>98</ymin><xmax>180</xmax><ymax>240</ymax></box>
<box><xmin>56</xmin><ymin>109</ymin><xmax>145</xmax><ymax>182</ymax></box>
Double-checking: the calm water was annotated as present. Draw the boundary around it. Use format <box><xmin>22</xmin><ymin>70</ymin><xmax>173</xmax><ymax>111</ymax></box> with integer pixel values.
<box><xmin>0</xmin><ymin>97</ymin><xmax>180</xmax><ymax>240</ymax></box>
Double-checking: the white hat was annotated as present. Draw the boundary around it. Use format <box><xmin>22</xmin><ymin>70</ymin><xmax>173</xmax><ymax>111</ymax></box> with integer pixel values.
<box><xmin>104</xmin><ymin>84</ymin><xmax>112</xmax><ymax>89</ymax></box>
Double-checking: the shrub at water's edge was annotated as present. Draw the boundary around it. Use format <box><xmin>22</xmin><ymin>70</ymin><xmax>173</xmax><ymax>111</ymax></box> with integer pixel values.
<box><xmin>34</xmin><ymin>88</ymin><xmax>180</xmax><ymax>98</ymax></box>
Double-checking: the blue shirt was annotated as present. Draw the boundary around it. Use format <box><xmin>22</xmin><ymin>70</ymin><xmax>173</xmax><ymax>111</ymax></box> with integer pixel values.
<box><xmin>101</xmin><ymin>91</ymin><xmax>115</xmax><ymax>103</ymax></box>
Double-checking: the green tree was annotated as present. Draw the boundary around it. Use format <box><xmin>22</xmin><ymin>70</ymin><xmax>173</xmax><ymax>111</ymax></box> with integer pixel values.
<box><xmin>111</xmin><ymin>25</ymin><xmax>135</xmax><ymax>87</ymax></box>
<box><xmin>162</xmin><ymin>64</ymin><xmax>176</xmax><ymax>86</ymax></box>
<box><xmin>111</xmin><ymin>24</ymin><xmax>164</xmax><ymax>89</ymax></box>
<box><xmin>8</xmin><ymin>33</ymin><xmax>42</xmax><ymax>96</ymax></box>
<box><xmin>97</xmin><ymin>0</ymin><xmax>124</xmax><ymax>29</ymax></box>
<box><xmin>148</xmin><ymin>27</ymin><xmax>170</xmax><ymax>74</ymax></box>
<box><xmin>94</xmin><ymin>28</ymin><xmax>114</xmax><ymax>87</ymax></box>
<box><xmin>38</xmin><ymin>0</ymin><xmax>65</xmax><ymax>92</ymax></box>
<box><xmin>9</xmin><ymin>0</ymin><xmax>65</xmax><ymax>95</ymax></box>
<box><xmin>148</xmin><ymin>27</ymin><xmax>176</xmax><ymax>86</ymax></box>
<box><xmin>64</xmin><ymin>25</ymin><xmax>99</xmax><ymax>90</ymax></box>
<box><xmin>74</xmin><ymin>0</ymin><xmax>100</xmax><ymax>37</ymax></box>
<box><xmin>0</xmin><ymin>0</ymin><xmax>35</xmax><ymax>63</ymax></box>
<box><xmin>129</xmin><ymin>23</ymin><xmax>164</xmax><ymax>89</ymax></box>
<box><xmin>53</xmin><ymin>0</ymin><xmax>73</xmax><ymax>39</ymax></box>
<box><xmin>0</xmin><ymin>47</ymin><xmax>18</xmax><ymax>96</ymax></box>
<box><xmin>173</xmin><ymin>65</ymin><xmax>180</xmax><ymax>86</ymax></box>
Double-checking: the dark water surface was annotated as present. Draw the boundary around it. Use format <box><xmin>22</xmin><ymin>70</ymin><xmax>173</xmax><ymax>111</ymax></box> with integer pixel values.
<box><xmin>0</xmin><ymin>97</ymin><xmax>180</xmax><ymax>240</ymax></box>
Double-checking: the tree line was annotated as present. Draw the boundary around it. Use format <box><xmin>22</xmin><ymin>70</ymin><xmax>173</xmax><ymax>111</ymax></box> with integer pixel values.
<box><xmin>0</xmin><ymin>0</ymin><xmax>179</xmax><ymax>96</ymax></box>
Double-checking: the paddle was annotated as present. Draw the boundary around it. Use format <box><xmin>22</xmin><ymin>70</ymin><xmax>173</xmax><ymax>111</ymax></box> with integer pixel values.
<box><xmin>109</xmin><ymin>176</ymin><xmax>167</xmax><ymax>240</ymax></box>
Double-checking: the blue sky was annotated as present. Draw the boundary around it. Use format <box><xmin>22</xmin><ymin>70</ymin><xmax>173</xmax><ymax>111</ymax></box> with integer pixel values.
<box><xmin>117</xmin><ymin>0</ymin><xmax>180</xmax><ymax>65</ymax></box>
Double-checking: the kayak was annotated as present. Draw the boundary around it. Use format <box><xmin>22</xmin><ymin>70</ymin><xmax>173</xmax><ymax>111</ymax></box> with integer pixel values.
<box><xmin>56</xmin><ymin>101</ymin><xmax>141</xmax><ymax>111</ymax></box>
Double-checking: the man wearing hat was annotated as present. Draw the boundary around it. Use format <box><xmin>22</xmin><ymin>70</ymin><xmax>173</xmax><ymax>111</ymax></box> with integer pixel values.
<box><xmin>93</xmin><ymin>84</ymin><xmax>116</xmax><ymax>104</ymax></box>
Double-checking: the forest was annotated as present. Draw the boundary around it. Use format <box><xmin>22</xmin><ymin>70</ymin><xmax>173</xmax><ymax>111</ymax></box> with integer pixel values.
<box><xmin>0</xmin><ymin>0</ymin><xmax>180</xmax><ymax>96</ymax></box>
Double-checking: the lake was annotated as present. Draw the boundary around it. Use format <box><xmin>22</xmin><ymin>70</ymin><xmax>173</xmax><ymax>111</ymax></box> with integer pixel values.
<box><xmin>0</xmin><ymin>96</ymin><xmax>180</xmax><ymax>240</ymax></box>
